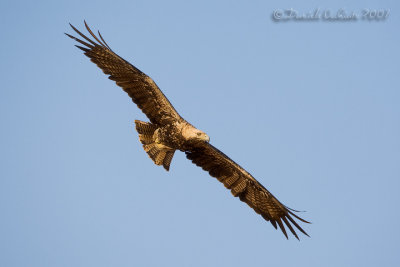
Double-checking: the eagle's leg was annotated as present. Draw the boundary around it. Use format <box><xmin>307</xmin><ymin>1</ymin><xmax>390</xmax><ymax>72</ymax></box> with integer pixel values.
<box><xmin>134</xmin><ymin>120</ymin><xmax>175</xmax><ymax>171</ymax></box>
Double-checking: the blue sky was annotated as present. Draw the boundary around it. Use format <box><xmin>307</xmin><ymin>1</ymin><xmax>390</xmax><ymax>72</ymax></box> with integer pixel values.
<box><xmin>1</xmin><ymin>0</ymin><xmax>399</xmax><ymax>266</ymax></box>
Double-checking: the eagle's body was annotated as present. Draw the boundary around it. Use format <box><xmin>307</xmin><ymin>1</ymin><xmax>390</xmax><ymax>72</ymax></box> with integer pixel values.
<box><xmin>136</xmin><ymin>119</ymin><xmax>209</xmax><ymax>170</ymax></box>
<box><xmin>66</xmin><ymin>22</ymin><xmax>310</xmax><ymax>240</ymax></box>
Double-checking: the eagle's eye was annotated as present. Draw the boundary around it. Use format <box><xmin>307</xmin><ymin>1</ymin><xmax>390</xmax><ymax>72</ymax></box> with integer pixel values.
<box><xmin>197</xmin><ymin>132</ymin><xmax>202</xmax><ymax>136</ymax></box>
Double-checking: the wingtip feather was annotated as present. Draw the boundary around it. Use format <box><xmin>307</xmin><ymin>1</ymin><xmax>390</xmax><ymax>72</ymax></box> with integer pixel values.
<box><xmin>84</xmin><ymin>20</ymin><xmax>106</xmax><ymax>48</ymax></box>
<box><xmin>276</xmin><ymin>219</ymin><xmax>288</xmax><ymax>239</ymax></box>
<box><xmin>286</xmin><ymin>213</ymin><xmax>310</xmax><ymax>237</ymax></box>
<box><xmin>282</xmin><ymin>216</ymin><xmax>299</xmax><ymax>240</ymax></box>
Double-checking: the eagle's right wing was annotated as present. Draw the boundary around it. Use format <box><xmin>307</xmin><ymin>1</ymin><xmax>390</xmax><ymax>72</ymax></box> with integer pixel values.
<box><xmin>186</xmin><ymin>142</ymin><xmax>310</xmax><ymax>240</ymax></box>
<box><xmin>66</xmin><ymin>22</ymin><xmax>181</xmax><ymax>125</ymax></box>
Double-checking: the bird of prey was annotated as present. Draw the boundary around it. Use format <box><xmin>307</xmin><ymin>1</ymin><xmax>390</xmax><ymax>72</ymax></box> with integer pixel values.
<box><xmin>66</xmin><ymin>21</ymin><xmax>310</xmax><ymax>240</ymax></box>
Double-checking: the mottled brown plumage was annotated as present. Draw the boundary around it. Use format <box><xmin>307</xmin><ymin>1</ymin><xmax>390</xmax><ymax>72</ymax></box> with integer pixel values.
<box><xmin>66</xmin><ymin>21</ymin><xmax>310</xmax><ymax>240</ymax></box>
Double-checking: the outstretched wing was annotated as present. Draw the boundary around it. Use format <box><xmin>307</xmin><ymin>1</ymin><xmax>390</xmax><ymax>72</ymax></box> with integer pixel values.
<box><xmin>66</xmin><ymin>22</ymin><xmax>181</xmax><ymax>125</ymax></box>
<box><xmin>186</xmin><ymin>142</ymin><xmax>310</xmax><ymax>240</ymax></box>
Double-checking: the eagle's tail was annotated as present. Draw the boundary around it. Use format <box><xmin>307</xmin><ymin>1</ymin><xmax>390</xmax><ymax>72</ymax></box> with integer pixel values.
<box><xmin>134</xmin><ymin>120</ymin><xmax>175</xmax><ymax>171</ymax></box>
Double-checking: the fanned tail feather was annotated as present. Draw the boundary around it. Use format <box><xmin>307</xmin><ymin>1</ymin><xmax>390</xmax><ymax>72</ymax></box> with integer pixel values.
<box><xmin>134</xmin><ymin>120</ymin><xmax>175</xmax><ymax>171</ymax></box>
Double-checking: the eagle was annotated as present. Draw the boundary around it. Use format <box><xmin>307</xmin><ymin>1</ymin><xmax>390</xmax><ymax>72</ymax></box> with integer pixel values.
<box><xmin>66</xmin><ymin>22</ymin><xmax>310</xmax><ymax>240</ymax></box>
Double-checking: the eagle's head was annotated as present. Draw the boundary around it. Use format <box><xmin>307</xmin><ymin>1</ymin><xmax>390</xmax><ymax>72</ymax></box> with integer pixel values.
<box><xmin>194</xmin><ymin>130</ymin><xmax>210</xmax><ymax>142</ymax></box>
<box><xmin>182</xmin><ymin>123</ymin><xmax>210</xmax><ymax>143</ymax></box>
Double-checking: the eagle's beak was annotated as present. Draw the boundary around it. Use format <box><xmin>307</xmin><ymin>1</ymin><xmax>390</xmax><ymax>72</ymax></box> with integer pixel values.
<box><xmin>205</xmin><ymin>134</ymin><xmax>210</xmax><ymax>142</ymax></box>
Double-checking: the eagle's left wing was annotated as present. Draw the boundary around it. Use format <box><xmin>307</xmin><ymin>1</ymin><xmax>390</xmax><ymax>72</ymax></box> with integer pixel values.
<box><xmin>186</xmin><ymin>142</ymin><xmax>310</xmax><ymax>240</ymax></box>
<box><xmin>65</xmin><ymin>22</ymin><xmax>182</xmax><ymax>125</ymax></box>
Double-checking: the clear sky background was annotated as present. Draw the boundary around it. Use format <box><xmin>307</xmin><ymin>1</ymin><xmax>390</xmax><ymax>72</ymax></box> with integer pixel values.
<box><xmin>1</xmin><ymin>0</ymin><xmax>399</xmax><ymax>266</ymax></box>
